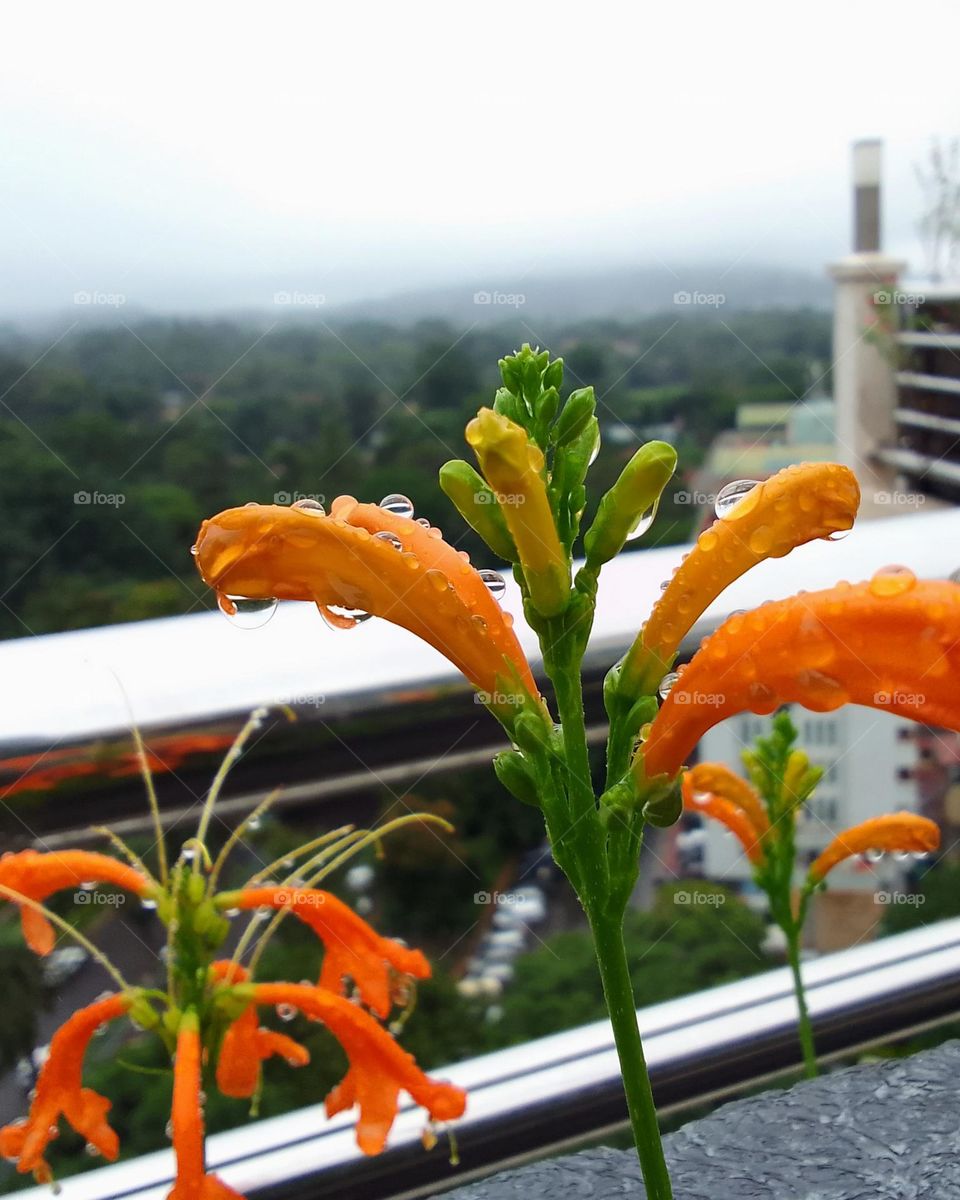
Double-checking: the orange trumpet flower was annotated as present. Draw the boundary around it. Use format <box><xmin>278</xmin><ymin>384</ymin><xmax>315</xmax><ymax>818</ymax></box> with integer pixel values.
<box><xmin>681</xmin><ymin>771</ymin><xmax>765</xmax><ymax>864</ymax></box>
<box><xmin>249</xmin><ymin>983</ymin><xmax>466</xmax><ymax>1156</ymax></box>
<box><xmin>683</xmin><ymin>762</ymin><xmax>769</xmax><ymax>839</ymax></box>
<box><xmin>0</xmin><ymin>993</ymin><xmax>130</xmax><ymax>1184</ymax></box>
<box><xmin>0</xmin><ymin>850</ymin><xmax>152</xmax><ymax>954</ymax></box>
<box><xmin>809</xmin><ymin>813</ymin><xmax>940</xmax><ymax>882</ymax></box>
<box><xmin>640</xmin><ymin>572</ymin><xmax>960</xmax><ymax>782</ymax></box>
<box><xmin>193</xmin><ymin>496</ymin><xmax>537</xmax><ymax>717</ymax></box>
<box><xmin>621</xmin><ymin>462</ymin><xmax>860</xmax><ymax>696</ymax></box>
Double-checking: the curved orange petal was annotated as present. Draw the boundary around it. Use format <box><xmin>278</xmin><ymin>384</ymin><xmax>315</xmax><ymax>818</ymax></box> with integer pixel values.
<box><xmin>640</xmin><ymin>574</ymin><xmax>960</xmax><ymax>781</ymax></box>
<box><xmin>685</xmin><ymin>763</ymin><xmax>769</xmax><ymax>838</ymax></box>
<box><xmin>809</xmin><ymin>813</ymin><xmax>939</xmax><ymax>882</ymax></box>
<box><xmin>681</xmin><ymin>773</ymin><xmax>765</xmax><ymax>864</ymax></box>
<box><xmin>224</xmin><ymin>888</ymin><xmax>429</xmax><ymax>1019</ymax></box>
<box><xmin>169</xmin><ymin>1013</ymin><xmax>244</xmax><ymax>1200</ymax></box>
<box><xmin>0</xmin><ymin>850</ymin><xmax>151</xmax><ymax>955</ymax></box>
<box><xmin>0</xmin><ymin>993</ymin><xmax>129</xmax><ymax>1180</ymax></box>
<box><xmin>621</xmin><ymin>463</ymin><xmax>860</xmax><ymax>695</ymax></box>
<box><xmin>251</xmin><ymin>983</ymin><xmax>466</xmax><ymax>1156</ymax></box>
<box><xmin>193</xmin><ymin>498</ymin><xmax>537</xmax><ymax>707</ymax></box>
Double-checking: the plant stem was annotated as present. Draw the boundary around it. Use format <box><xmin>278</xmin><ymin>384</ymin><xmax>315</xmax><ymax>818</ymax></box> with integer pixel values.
<box><xmin>590</xmin><ymin>909</ymin><xmax>673</xmax><ymax>1200</ymax></box>
<box><xmin>785</xmin><ymin>924</ymin><xmax>818</xmax><ymax>1078</ymax></box>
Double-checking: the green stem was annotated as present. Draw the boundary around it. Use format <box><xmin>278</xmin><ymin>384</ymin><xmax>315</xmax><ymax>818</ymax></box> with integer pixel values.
<box><xmin>590</xmin><ymin>909</ymin><xmax>673</xmax><ymax>1200</ymax></box>
<box><xmin>785</xmin><ymin>923</ymin><xmax>818</xmax><ymax>1078</ymax></box>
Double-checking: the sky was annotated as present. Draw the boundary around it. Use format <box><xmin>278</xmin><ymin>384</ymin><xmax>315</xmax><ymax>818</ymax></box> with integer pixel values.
<box><xmin>1</xmin><ymin>0</ymin><xmax>957</xmax><ymax>316</ymax></box>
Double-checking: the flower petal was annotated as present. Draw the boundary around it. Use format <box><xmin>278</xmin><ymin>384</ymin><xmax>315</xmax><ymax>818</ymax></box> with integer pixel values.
<box><xmin>640</xmin><ymin>575</ymin><xmax>960</xmax><ymax>781</ymax></box>
<box><xmin>0</xmin><ymin>993</ymin><xmax>129</xmax><ymax>1180</ymax></box>
<box><xmin>681</xmin><ymin>773</ymin><xmax>765</xmax><ymax>864</ymax></box>
<box><xmin>621</xmin><ymin>463</ymin><xmax>860</xmax><ymax>696</ymax></box>
<box><xmin>0</xmin><ymin>850</ymin><xmax>151</xmax><ymax>955</ymax></box>
<box><xmin>809</xmin><ymin>813</ymin><xmax>939</xmax><ymax>882</ymax></box>
<box><xmin>684</xmin><ymin>763</ymin><xmax>769</xmax><ymax>838</ymax></box>
<box><xmin>224</xmin><ymin>888</ymin><xmax>429</xmax><ymax>1019</ymax></box>
<box><xmin>193</xmin><ymin>498</ymin><xmax>537</xmax><ymax>706</ymax></box>
<box><xmin>251</xmin><ymin>983</ymin><xmax>466</xmax><ymax>1156</ymax></box>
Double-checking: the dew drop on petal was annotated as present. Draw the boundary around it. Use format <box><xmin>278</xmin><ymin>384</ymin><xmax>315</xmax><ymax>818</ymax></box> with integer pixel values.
<box><xmin>374</xmin><ymin>531</ymin><xmax>403</xmax><ymax>551</ymax></box>
<box><xmin>425</xmin><ymin>569</ymin><xmax>449</xmax><ymax>593</ymax></box>
<box><xmin>868</xmin><ymin>565</ymin><xmax>917</xmax><ymax>598</ymax></box>
<box><xmin>893</xmin><ymin>850</ymin><xmax>912</xmax><ymax>862</ymax></box>
<box><xmin>659</xmin><ymin>580</ymin><xmax>670</xmax><ymax>591</ymax></box>
<box><xmin>865</xmin><ymin>848</ymin><xmax>885</xmax><ymax>864</ymax></box>
<box><xmin>478</xmin><ymin>569</ymin><xmax>507</xmax><ymax>600</ymax></box>
<box><xmin>218</xmin><ymin>594</ymin><xmax>278</xmax><ymax>629</ymax></box>
<box><xmin>190</xmin><ymin>543</ymin><xmax>199</xmax><ymax>557</ymax></box>
<box><xmin>80</xmin><ymin>881</ymin><xmax>96</xmax><ymax>891</ymax></box>
<box><xmin>715</xmin><ymin>479</ymin><xmax>760</xmax><ymax>518</ymax></box>
<box><xmin>319</xmin><ymin>604</ymin><xmax>372</xmax><ymax>629</ymax></box>
<box><xmin>911</xmin><ymin>851</ymin><xmax>931</xmax><ymax>862</ymax></box>
<box><xmin>165</xmin><ymin>1120</ymin><xmax>174</xmax><ymax>1140</ymax></box>
<box><xmin>379</xmin><ymin>494</ymin><xmax>415</xmax><ymax>518</ymax></box>
<box><xmin>85</xmin><ymin>1143</ymin><xmax>100</xmax><ymax>1158</ymax></box>
<box><xmin>415</xmin><ymin>517</ymin><xmax>431</xmax><ymax>528</ymax></box>
<box><xmin>276</xmin><ymin>1003</ymin><xmax>297</xmax><ymax>1023</ymax></box>
<box><xmin>691</xmin><ymin>790</ymin><xmax>712</xmax><ymax>807</ymax></box>
<box><xmin>658</xmin><ymin>671</ymin><xmax>680</xmax><ymax>700</ymax></box>
<box><xmin>292</xmin><ymin>497</ymin><xmax>325</xmax><ymax>515</ymax></box>
<box><xmin>827</xmin><ymin>528</ymin><xmax>850</xmax><ymax>542</ymax></box>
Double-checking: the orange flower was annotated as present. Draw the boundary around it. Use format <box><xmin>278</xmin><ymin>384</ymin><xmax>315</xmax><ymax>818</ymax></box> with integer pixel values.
<box><xmin>0</xmin><ymin>850</ymin><xmax>151</xmax><ymax>954</ymax></box>
<box><xmin>684</xmin><ymin>762</ymin><xmax>769</xmax><ymax>839</ymax></box>
<box><xmin>620</xmin><ymin>463</ymin><xmax>860</xmax><ymax>696</ymax></box>
<box><xmin>193</xmin><ymin>497</ymin><xmax>537</xmax><ymax>713</ymax></box>
<box><xmin>250</xmin><ymin>983</ymin><xmax>466</xmax><ymax>1155</ymax></box>
<box><xmin>0</xmin><ymin>993</ymin><xmax>130</xmax><ymax>1183</ymax></box>
<box><xmin>220</xmin><ymin>887</ymin><xmax>430</xmax><ymax>1018</ymax></box>
<box><xmin>170</xmin><ymin>1012</ymin><xmax>243</xmax><ymax>1200</ymax></box>
<box><xmin>808</xmin><ymin>813</ymin><xmax>940</xmax><ymax>882</ymax></box>
<box><xmin>210</xmin><ymin>963</ymin><xmax>309</xmax><ymax>1099</ymax></box>
<box><xmin>681</xmin><ymin>772</ymin><xmax>765</xmax><ymax>864</ymax></box>
<box><xmin>640</xmin><ymin>573</ymin><xmax>960</xmax><ymax>781</ymax></box>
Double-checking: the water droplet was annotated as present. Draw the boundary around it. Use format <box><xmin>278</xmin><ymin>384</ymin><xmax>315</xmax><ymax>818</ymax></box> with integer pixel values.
<box><xmin>690</xmin><ymin>790</ymin><xmax>712</xmax><ymax>807</ymax></box>
<box><xmin>458</xmin><ymin>550</ymin><xmax>471</xmax><ymax>563</ymax></box>
<box><xmin>865</xmin><ymin>848</ymin><xmax>885</xmax><ymax>864</ymax></box>
<box><xmin>658</xmin><ymin>671</ymin><xmax>680</xmax><ymax>700</ymax></box>
<box><xmin>291</xmin><ymin>497</ymin><xmax>325</xmax><ymax>515</ymax></box>
<box><xmin>85</xmin><ymin>1143</ymin><xmax>100</xmax><ymax>1158</ymax></box>
<box><xmin>165</xmin><ymin>1120</ymin><xmax>174</xmax><ymax>1139</ymax></box>
<box><xmin>827</xmin><ymin>528</ymin><xmax>850</xmax><ymax>542</ymax></box>
<box><xmin>478</xmin><ymin>569</ymin><xmax>506</xmax><ymax>600</ymax></box>
<box><xmin>374</xmin><ymin>530</ymin><xmax>403</xmax><ymax>551</ymax></box>
<box><xmin>190</xmin><ymin>543</ymin><xmax>199</xmax><ymax>557</ymax></box>
<box><xmin>748</xmin><ymin>525</ymin><xmax>774</xmax><ymax>555</ymax></box>
<box><xmin>869</xmin><ymin>565</ymin><xmax>917</xmax><ymax>598</ymax></box>
<box><xmin>247</xmin><ymin>815</ymin><xmax>262</xmax><ymax>831</ymax></box>
<box><xmin>244</xmin><ymin>500</ymin><xmax>260</xmax><ymax>507</ymax></box>
<box><xmin>587</xmin><ymin>428</ymin><xmax>601</xmax><ymax>465</ymax></box>
<box><xmin>218</xmin><ymin>594</ymin><xmax>278</xmax><ymax>629</ymax></box>
<box><xmin>319</xmin><ymin>604</ymin><xmax>372</xmax><ymax>629</ymax></box>
<box><xmin>659</xmin><ymin>580</ymin><xmax>670</xmax><ymax>591</ymax></box>
<box><xmin>223</xmin><ymin>907</ymin><xmax>240</xmax><ymax>918</ymax></box>
<box><xmin>379</xmin><ymin>493</ymin><xmax>415</xmax><ymax>518</ymax></box>
<box><xmin>427</xmin><ymin>526</ymin><xmax>443</xmax><ymax>540</ymax></box>
<box><xmin>415</xmin><ymin>517</ymin><xmax>431</xmax><ymax>528</ymax></box>
<box><xmin>911</xmin><ymin>851</ymin><xmax>931</xmax><ymax>862</ymax></box>
<box><xmin>893</xmin><ymin>850</ymin><xmax>912</xmax><ymax>862</ymax></box>
<box><xmin>141</xmin><ymin>897</ymin><xmax>157</xmax><ymax>911</ymax></box>
<box><xmin>715</xmin><ymin>479</ymin><xmax>760</xmax><ymax>518</ymax></box>
<box><xmin>181</xmin><ymin>846</ymin><xmax>196</xmax><ymax>862</ymax></box>
<box><xmin>425</xmin><ymin>569</ymin><xmax>449</xmax><ymax>593</ymax></box>
<box><xmin>471</xmin><ymin>614</ymin><xmax>487</xmax><ymax>632</ymax></box>
<box><xmin>80</xmin><ymin>881</ymin><xmax>96</xmax><ymax>891</ymax></box>
<box><xmin>626</xmin><ymin>499</ymin><xmax>658</xmax><ymax>542</ymax></box>
<box><xmin>276</xmin><ymin>1003</ymin><xmax>297</xmax><ymax>1023</ymax></box>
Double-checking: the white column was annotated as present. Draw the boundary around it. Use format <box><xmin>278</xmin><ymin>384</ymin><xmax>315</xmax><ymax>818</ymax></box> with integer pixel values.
<box><xmin>828</xmin><ymin>253</ymin><xmax>905</xmax><ymax>518</ymax></box>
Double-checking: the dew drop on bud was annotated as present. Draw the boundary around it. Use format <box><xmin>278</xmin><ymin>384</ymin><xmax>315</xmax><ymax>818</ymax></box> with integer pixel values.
<box><xmin>218</xmin><ymin>594</ymin><xmax>278</xmax><ymax>629</ymax></box>
<box><xmin>291</xmin><ymin>497</ymin><xmax>325</xmax><ymax>515</ymax></box>
<box><xmin>715</xmin><ymin>479</ymin><xmax>759</xmax><ymax>518</ymax></box>
<box><xmin>379</xmin><ymin>493</ymin><xmax>415</xmax><ymax>518</ymax></box>
<box><xmin>276</xmin><ymin>1003</ymin><xmax>297</xmax><ymax>1022</ymax></box>
<box><xmin>247</xmin><ymin>815</ymin><xmax>262</xmax><ymax>832</ymax></box>
<box><xmin>374</xmin><ymin>530</ymin><xmax>403</xmax><ymax>551</ymax></box>
<box><xmin>657</xmin><ymin>671</ymin><xmax>680</xmax><ymax>700</ymax></box>
<box><xmin>626</xmin><ymin>500</ymin><xmax>659</xmax><ymax>542</ymax></box>
<box><xmin>478</xmin><ymin>569</ymin><xmax>506</xmax><ymax>600</ymax></box>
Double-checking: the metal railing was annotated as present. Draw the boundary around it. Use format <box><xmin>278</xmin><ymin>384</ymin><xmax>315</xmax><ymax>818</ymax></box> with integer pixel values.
<box><xmin>20</xmin><ymin>919</ymin><xmax>960</xmax><ymax>1200</ymax></box>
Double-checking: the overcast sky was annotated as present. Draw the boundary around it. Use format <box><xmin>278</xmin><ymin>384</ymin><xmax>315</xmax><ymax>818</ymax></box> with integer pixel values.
<box><xmin>1</xmin><ymin>0</ymin><xmax>957</xmax><ymax>316</ymax></box>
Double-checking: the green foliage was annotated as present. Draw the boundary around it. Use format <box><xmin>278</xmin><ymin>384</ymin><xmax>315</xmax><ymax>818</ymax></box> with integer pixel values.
<box><xmin>0</xmin><ymin>923</ymin><xmax>44</xmax><ymax>1074</ymax></box>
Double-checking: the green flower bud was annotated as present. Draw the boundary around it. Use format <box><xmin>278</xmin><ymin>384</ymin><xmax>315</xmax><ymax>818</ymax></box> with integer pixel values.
<box><xmin>642</xmin><ymin>782</ymin><xmax>682</xmax><ymax>828</ymax></box>
<box><xmin>583</xmin><ymin>441</ymin><xmax>677</xmax><ymax>568</ymax></box>
<box><xmin>499</xmin><ymin>357</ymin><xmax>522</xmax><ymax>395</ymax></box>
<box><xmin>553</xmin><ymin>387</ymin><xmax>596</xmax><ymax>447</ymax></box>
<box><xmin>493</xmin><ymin>750</ymin><xmax>541</xmax><ymax>807</ymax></box>
<box><xmin>439</xmin><ymin>459</ymin><xmax>517</xmax><ymax>562</ymax></box>
<box><xmin>537</xmin><ymin>385</ymin><xmax>560</xmax><ymax>427</ymax></box>
<box><xmin>186</xmin><ymin>871</ymin><xmax>207</xmax><ymax>906</ymax></box>
<box><xmin>543</xmin><ymin>358</ymin><xmax>564</xmax><ymax>393</ymax></box>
